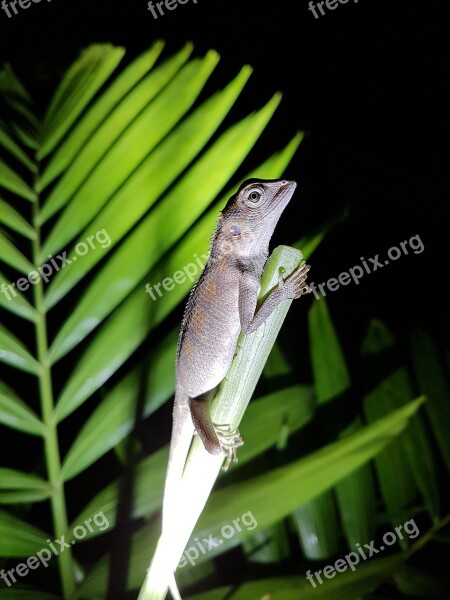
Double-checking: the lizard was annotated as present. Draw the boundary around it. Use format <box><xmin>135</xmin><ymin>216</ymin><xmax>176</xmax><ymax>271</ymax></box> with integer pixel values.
<box><xmin>161</xmin><ymin>178</ymin><xmax>311</xmax><ymax>598</ymax></box>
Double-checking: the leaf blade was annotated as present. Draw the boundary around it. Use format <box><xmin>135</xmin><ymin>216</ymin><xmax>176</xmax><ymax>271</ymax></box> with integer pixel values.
<box><xmin>51</xmin><ymin>101</ymin><xmax>285</xmax><ymax>422</ymax></box>
<box><xmin>0</xmin><ymin>270</ymin><xmax>37</xmax><ymax>322</ymax></box>
<box><xmin>61</xmin><ymin>329</ymin><xmax>178</xmax><ymax>480</ymax></box>
<box><xmin>85</xmin><ymin>398</ymin><xmax>423</xmax><ymax>598</ymax></box>
<box><xmin>48</xmin><ymin>88</ymin><xmax>280</xmax><ymax>360</ymax></box>
<box><xmin>0</xmin><ymin>467</ymin><xmax>49</xmax><ymax>491</ymax></box>
<box><xmin>292</xmin><ymin>491</ymin><xmax>339</xmax><ymax>560</ymax></box>
<box><xmin>39</xmin><ymin>44</ymin><xmax>126</xmax><ymax>158</ymax></box>
<box><xmin>0</xmin><ymin>198</ymin><xmax>36</xmax><ymax>239</ymax></box>
<box><xmin>70</xmin><ymin>386</ymin><xmax>315</xmax><ymax>537</ymax></box>
<box><xmin>0</xmin><ymin>509</ymin><xmax>48</xmax><ymax>557</ymax></box>
<box><xmin>0</xmin><ymin>324</ymin><xmax>40</xmax><ymax>375</ymax></box>
<box><xmin>308</xmin><ymin>298</ymin><xmax>350</xmax><ymax>404</ymax></box>
<box><xmin>0</xmin><ymin>121</ymin><xmax>36</xmax><ymax>173</ymax></box>
<box><xmin>411</xmin><ymin>329</ymin><xmax>450</xmax><ymax>473</ymax></box>
<box><xmin>0</xmin><ymin>379</ymin><xmax>45</xmax><ymax>435</ymax></box>
<box><xmin>191</xmin><ymin>399</ymin><xmax>425</xmax><ymax>563</ymax></box>
<box><xmin>0</xmin><ymin>158</ymin><xmax>36</xmax><ymax>202</ymax></box>
<box><xmin>362</xmin><ymin>321</ymin><xmax>439</xmax><ymax>520</ymax></box>
<box><xmin>45</xmin><ymin>62</ymin><xmax>252</xmax><ymax>315</ymax></box>
<box><xmin>38</xmin><ymin>40</ymin><xmax>166</xmax><ymax>191</ymax></box>
<box><xmin>41</xmin><ymin>50</ymin><xmax>220</xmax><ymax>255</ymax></box>
<box><xmin>40</xmin><ymin>43</ymin><xmax>192</xmax><ymax>220</ymax></box>
<box><xmin>0</xmin><ymin>232</ymin><xmax>34</xmax><ymax>274</ymax></box>
<box><xmin>334</xmin><ymin>418</ymin><xmax>376</xmax><ymax>551</ymax></box>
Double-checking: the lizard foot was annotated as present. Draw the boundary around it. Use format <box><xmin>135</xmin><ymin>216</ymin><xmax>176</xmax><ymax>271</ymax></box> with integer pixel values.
<box><xmin>280</xmin><ymin>262</ymin><xmax>312</xmax><ymax>299</ymax></box>
<box><xmin>214</xmin><ymin>425</ymin><xmax>244</xmax><ymax>471</ymax></box>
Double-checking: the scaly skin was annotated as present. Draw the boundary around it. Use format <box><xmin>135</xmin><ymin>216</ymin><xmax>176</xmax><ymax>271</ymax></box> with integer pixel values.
<box><xmin>162</xmin><ymin>178</ymin><xmax>311</xmax><ymax>599</ymax></box>
<box><xmin>175</xmin><ymin>178</ymin><xmax>311</xmax><ymax>454</ymax></box>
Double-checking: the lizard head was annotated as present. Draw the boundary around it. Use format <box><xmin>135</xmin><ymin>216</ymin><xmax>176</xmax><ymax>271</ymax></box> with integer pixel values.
<box><xmin>215</xmin><ymin>178</ymin><xmax>297</xmax><ymax>259</ymax></box>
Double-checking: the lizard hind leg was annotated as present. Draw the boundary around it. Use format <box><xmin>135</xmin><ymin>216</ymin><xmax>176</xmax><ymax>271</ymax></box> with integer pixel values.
<box><xmin>189</xmin><ymin>391</ymin><xmax>222</xmax><ymax>455</ymax></box>
<box><xmin>189</xmin><ymin>392</ymin><xmax>244</xmax><ymax>469</ymax></box>
<box><xmin>215</xmin><ymin>425</ymin><xmax>244</xmax><ymax>471</ymax></box>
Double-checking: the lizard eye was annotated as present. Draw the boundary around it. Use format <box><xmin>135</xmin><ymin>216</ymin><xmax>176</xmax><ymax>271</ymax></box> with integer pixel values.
<box><xmin>230</xmin><ymin>225</ymin><xmax>241</xmax><ymax>236</ymax></box>
<box><xmin>248</xmin><ymin>189</ymin><xmax>262</xmax><ymax>203</ymax></box>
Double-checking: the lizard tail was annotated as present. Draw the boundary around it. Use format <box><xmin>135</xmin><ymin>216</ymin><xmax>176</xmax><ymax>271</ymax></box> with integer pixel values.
<box><xmin>160</xmin><ymin>388</ymin><xmax>194</xmax><ymax>600</ymax></box>
<box><xmin>162</xmin><ymin>385</ymin><xmax>195</xmax><ymax>534</ymax></box>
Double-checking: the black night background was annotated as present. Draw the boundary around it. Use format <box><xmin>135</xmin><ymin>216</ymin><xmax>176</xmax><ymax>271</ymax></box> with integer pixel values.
<box><xmin>0</xmin><ymin>0</ymin><xmax>449</xmax><ymax>598</ymax></box>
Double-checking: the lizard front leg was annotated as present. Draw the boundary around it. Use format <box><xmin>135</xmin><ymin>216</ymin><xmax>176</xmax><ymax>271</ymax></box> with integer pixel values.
<box><xmin>189</xmin><ymin>262</ymin><xmax>311</xmax><ymax>463</ymax></box>
<box><xmin>239</xmin><ymin>262</ymin><xmax>311</xmax><ymax>334</ymax></box>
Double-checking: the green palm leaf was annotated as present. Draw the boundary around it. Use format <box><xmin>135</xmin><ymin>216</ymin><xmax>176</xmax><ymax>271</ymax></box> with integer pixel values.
<box><xmin>2</xmin><ymin>40</ymin><xmax>444</xmax><ymax>600</ymax></box>
<box><xmin>0</xmin><ymin>270</ymin><xmax>37</xmax><ymax>322</ymax></box>
<box><xmin>0</xmin><ymin>198</ymin><xmax>36</xmax><ymax>239</ymax></box>
<box><xmin>0</xmin><ymin>42</ymin><xmax>304</xmax><ymax>599</ymax></box>
<box><xmin>80</xmin><ymin>399</ymin><xmax>423</xmax><ymax>598</ymax></box>
<box><xmin>0</xmin><ymin>468</ymin><xmax>51</xmax><ymax>504</ymax></box>
<box><xmin>0</xmin><ymin>510</ymin><xmax>48</xmax><ymax>557</ymax></box>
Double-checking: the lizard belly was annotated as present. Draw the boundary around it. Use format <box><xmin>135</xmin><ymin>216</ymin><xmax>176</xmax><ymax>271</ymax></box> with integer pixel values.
<box><xmin>177</xmin><ymin>275</ymin><xmax>241</xmax><ymax>397</ymax></box>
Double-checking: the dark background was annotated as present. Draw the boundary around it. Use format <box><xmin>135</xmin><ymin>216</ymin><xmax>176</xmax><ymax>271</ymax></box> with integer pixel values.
<box><xmin>0</xmin><ymin>0</ymin><xmax>449</xmax><ymax>594</ymax></box>
<box><xmin>1</xmin><ymin>0</ymin><xmax>449</xmax><ymax>473</ymax></box>
<box><xmin>1</xmin><ymin>0</ymin><xmax>448</xmax><ymax>351</ymax></box>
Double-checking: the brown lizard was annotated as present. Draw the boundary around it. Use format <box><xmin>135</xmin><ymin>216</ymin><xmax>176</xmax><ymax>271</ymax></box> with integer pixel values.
<box><xmin>162</xmin><ymin>178</ymin><xmax>311</xmax><ymax>598</ymax></box>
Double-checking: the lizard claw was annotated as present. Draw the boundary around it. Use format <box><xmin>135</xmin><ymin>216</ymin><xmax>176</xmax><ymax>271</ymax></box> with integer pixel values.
<box><xmin>214</xmin><ymin>425</ymin><xmax>244</xmax><ymax>471</ymax></box>
<box><xmin>283</xmin><ymin>262</ymin><xmax>311</xmax><ymax>299</ymax></box>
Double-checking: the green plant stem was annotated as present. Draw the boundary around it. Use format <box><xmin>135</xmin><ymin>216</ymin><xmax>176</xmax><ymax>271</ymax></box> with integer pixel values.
<box><xmin>139</xmin><ymin>246</ymin><xmax>305</xmax><ymax>600</ymax></box>
<box><xmin>32</xmin><ymin>199</ymin><xmax>76</xmax><ymax>599</ymax></box>
<box><xmin>406</xmin><ymin>513</ymin><xmax>450</xmax><ymax>558</ymax></box>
